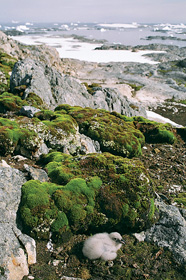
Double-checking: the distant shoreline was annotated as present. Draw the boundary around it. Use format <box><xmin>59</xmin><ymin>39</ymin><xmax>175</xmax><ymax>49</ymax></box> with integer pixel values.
<box><xmin>12</xmin><ymin>34</ymin><xmax>164</xmax><ymax>64</ymax></box>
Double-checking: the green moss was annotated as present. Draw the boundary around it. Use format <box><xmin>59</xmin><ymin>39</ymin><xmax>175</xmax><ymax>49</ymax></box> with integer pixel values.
<box><xmin>42</xmin><ymin>112</ymin><xmax>78</xmax><ymax>135</ymax></box>
<box><xmin>87</xmin><ymin>176</ymin><xmax>102</xmax><ymax>190</ymax></box>
<box><xmin>34</xmin><ymin>109</ymin><xmax>56</xmax><ymax>120</ymax></box>
<box><xmin>0</xmin><ymin>51</ymin><xmax>17</xmax><ymax>93</ymax></box>
<box><xmin>46</xmin><ymin>161</ymin><xmax>74</xmax><ymax>185</ymax></box>
<box><xmin>25</xmin><ymin>92</ymin><xmax>44</xmax><ymax>108</ymax></box>
<box><xmin>55</xmin><ymin>105</ymin><xmax>145</xmax><ymax>158</ymax></box>
<box><xmin>41</xmin><ymin>151</ymin><xmax>155</xmax><ymax>233</ymax></box>
<box><xmin>20</xmin><ymin>175</ymin><xmax>102</xmax><ymax>237</ymax></box>
<box><xmin>0</xmin><ymin>118</ymin><xmax>22</xmax><ymax>155</ymax></box>
<box><xmin>0</xmin><ymin>117</ymin><xmax>46</xmax><ymax>156</ymax></box>
<box><xmin>122</xmin><ymin>204</ymin><xmax>129</xmax><ymax>217</ymax></box>
<box><xmin>174</xmin><ymin>193</ymin><xmax>186</xmax><ymax>206</ymax></box>
<box><xmin>69</xmin><ymin>204</ymin><xmax>87</xmax><ymax>225</ymax></box>
<box><xmin>50</xmin><ymin>212</ymin><xmax>69</xmax><ymax>232</ymax></box>
<box><xmin>148</xmin><ymin>198</ymin><xmax>155</xmax><ymax>221</ymax></box>
<box><xmin>20</xmin><ymin>180</ymin><xmax>60</xmax><ymax>235</ymax></box>
<box><xmin>82</xmin><ymin>82</ymin><xmax>102</xmax><ymax>95</ymax></box>
<box><xmin>0</xmin><ymin>92</ymin><xmax>28</xmax><ymax>113</ymax></box>
<box><xmin>53</xmin><ymin>189</ymin><xmax>73</xmax><ymax>211</ymax></box>
<box><xmin>132</xmin><ymin>116</ymin><xmax>176</xmax><ymax>144</ymax></box>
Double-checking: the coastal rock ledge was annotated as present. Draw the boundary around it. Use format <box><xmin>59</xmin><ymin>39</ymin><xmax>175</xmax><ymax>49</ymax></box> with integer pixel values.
<box><xmin>0</xmin><ymin>166</ymin><xmax>36</xmax><ymax>280</ymax></box>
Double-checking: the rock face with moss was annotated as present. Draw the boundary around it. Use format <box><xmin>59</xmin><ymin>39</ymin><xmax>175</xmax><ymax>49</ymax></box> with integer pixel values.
<box><xmin>0</xmin><ymin>50</ymin><xmax>17</xmax><ymax>94</ymax></box>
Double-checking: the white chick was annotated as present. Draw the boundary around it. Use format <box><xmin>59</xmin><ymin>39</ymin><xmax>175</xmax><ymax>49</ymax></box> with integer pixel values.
<box><xmin>82</xmin><ymin>232</ymin><xmax>125</xmax><ymax>261</ymax></box>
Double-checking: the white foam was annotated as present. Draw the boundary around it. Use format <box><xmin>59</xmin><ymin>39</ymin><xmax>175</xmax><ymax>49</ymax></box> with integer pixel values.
<box><xmin>13</xmin><ymin>35</ymin><xmax>163</xmax><ymax>64</ymax></box>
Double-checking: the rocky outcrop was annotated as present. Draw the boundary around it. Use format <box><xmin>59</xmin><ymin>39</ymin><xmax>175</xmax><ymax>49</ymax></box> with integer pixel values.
<box><xmin>145</xmin><ymin>198</ymin><xmax>186</xmax><ymax>264</ymax></box>
<box><xmin>0</xmin><ymin>166</ymin><xmax>36</xmax><ymax>280</ymax></box>
<box><xmin>10</xmin><ymin>58</ymin><xmax>147</xmax><ymax>117</ymax></box>
<box><xmin>92</xmin><ymin>87</ymin><xmax>147</xmax><ymax>117</ymax></box>
<box><xmin>0</xmin><ymin>31</ymin><xmax>64</xmax><ymax>73</ymax></box>
<box><xmin>10</xmin><ymin>58</ymin><xmax>94</xmax><ymax>109</ymax></box>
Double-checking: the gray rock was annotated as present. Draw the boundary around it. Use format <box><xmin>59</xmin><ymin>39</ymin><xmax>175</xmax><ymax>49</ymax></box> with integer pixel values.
<box><xmin>10</xmin><ymin>58</ymin><xmax>147</xmax><ymax>117</ymax></box>
<box><xmin>24</xmin><ymin>164</ymin><xmax>49</xmax><ymax>182</ymax></box>
<box><xmin>0</xmin><ymin>167</ymin><xmax>36</xmax><ymax>280</ymax></box>
<box><xmin>80</xmin><ymin>134</ymin><xmax>101</xmax><ymax>154</ymax></box>
<box><xmin>93</xmin><ymin>87</ymin><xmax>147</xmax><ymax>117</ymax></box>
<box><xmin>10</xmin><ymin>58</ymin><xmax>94</xmax><ymax>109</ymax></box>
<box><xmin>145</xmin><ymin>198</ymin><xmax>186</xmax><ymax>264</ymax></box>
<box><xmin>19</xmin><ymin>106</ymin><xmax>41</xmax><ymax>118</ymax></box>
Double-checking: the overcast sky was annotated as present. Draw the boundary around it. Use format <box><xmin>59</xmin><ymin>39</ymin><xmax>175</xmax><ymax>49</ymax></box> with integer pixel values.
<box><xmin>1</xmin><ymin>0</ymin><xmax>186</xmax><ymax>23</ymax></box>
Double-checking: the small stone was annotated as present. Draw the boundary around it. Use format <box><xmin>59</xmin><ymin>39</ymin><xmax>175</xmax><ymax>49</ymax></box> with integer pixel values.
<box><xmin>12</xmin><ymin>155</ymin><xmax>28</xmax><ymax>162</ymax></box>
<box><xmin>24</xmin><ymin>164</ymin><xmax>49</xmax><ymax>182</ymax></box>
<box><xmin>133</xmin><ymin>231</ymin><xmax>146</xmax><ymax>242</ymax></box>
<box><xmin>154</xmin><ymin>148</ymin><xmax>160</xmax><ymax>154</ymax></box>
<box><xmin>19</xmin><ymin>106</ymin><xmax>41</xmax><ymax>118</ymax></box>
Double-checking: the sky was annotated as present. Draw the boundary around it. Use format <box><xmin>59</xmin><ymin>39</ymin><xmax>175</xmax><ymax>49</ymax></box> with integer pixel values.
<box><xmin>0</xmin><ymin>0</ymin><xmax>186</xmax><ymax>23</ymax></box>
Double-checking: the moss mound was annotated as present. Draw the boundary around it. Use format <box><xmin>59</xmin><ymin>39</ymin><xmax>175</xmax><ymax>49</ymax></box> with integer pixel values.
<box><xmin>36</xmin><ymin>151</ymin><xmax>156</xmax><ymax>235</ymax></box>
<box><xmin>55</xmin><ymin>105</ymin><xmax>145</xmax><ymax>158</ymax></box>
<box><xmin>25</xmin><ymin>92</ymin><xmax>44</xmax><ymax>108</ymax></box>
<box><xmin>0</xmin><ymin>117</ymin><xmax>40</xmax><ymax>156</ymax></box>
<box><xmin>20</xmin><ymin>176</ymin><xmax>102</xmax><ymax>239</ymax></box>
<box><xmin>35</xmin><ymin>109</ymin><xmax>78</xmax><ymax>136</ymax></box>
<box><xmin>0</xmin><ymin>92</ymin><xmax>28</xmax><ymax>113</ymax></box>
<box><xmin>132</xmin><ymin>116</ymin><xmax>176</xmax><ymax>144</ymax></box>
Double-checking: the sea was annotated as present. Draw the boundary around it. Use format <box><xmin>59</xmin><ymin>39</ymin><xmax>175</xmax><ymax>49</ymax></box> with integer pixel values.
<box><xmin>1</xmin><ymin>21</ymin><xmax>186</xmax><ymax>63</ymax></box>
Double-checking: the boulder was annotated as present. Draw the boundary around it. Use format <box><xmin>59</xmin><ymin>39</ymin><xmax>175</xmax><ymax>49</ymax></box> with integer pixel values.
<box><xmin>10</xmin><ymin>58</ymin><xmax>94</xmax><ymax>109</ymax></box>
<box><xmin>10</xmin><ymin>58</ymin><xmax>147</xmax><ymax>117</ymax></box>
<box><xmin>93</xmin><ymin>87</ymin><xmax>147</xmax><ymax>117</ymax></box>
<box><xmin>0</xmin><ymin>166</ymin><xmax>36</xmax><ymax>280</ymax></box>
<box><xmin>145</xmin><ymin>198</ymin><xmax>186</xmax><ymax>264</ymax></box>
<box><xmin>24</xmin><ymin>164</ymin><xmax>49</xmax><ymax>182</ymax></box>
<box><xmin>19</xmin><ymin>106</ymin><xmax>41</xmax><ymax>118</ymax></box>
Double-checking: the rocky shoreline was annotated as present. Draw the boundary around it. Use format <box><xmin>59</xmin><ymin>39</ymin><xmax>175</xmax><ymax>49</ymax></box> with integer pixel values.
<box><xmin>0</xmin><ymin>30</ymin><xmax>186</xmax><ymax>280</ymax></box>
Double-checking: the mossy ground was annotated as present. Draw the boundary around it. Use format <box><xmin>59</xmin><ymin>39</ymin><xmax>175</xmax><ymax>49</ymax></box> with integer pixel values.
<box><xmin>24</xmin><ymin>235</ymin><xmax>186</xmax><ymax>280</ymax></box>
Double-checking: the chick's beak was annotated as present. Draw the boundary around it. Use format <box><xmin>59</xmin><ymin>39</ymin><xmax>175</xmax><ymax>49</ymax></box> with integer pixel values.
<box><xmin>120</xmin><ymin>239</ymin><xmax>125</xmax><ymax>244</ymax></box>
